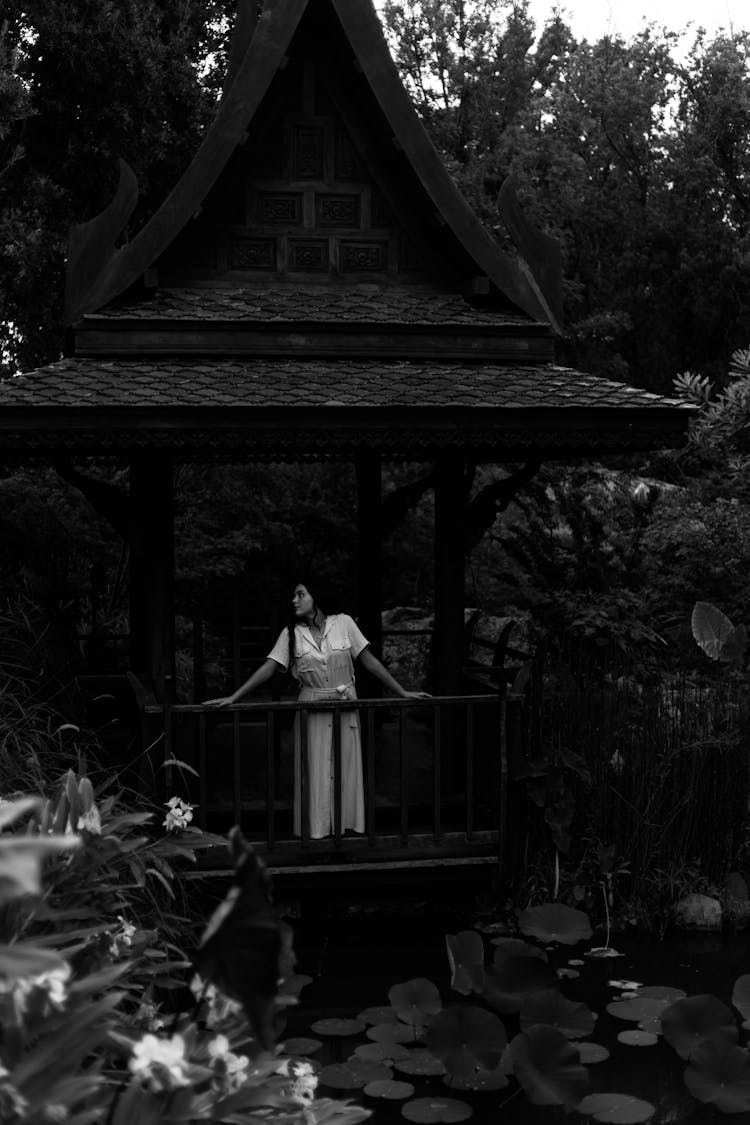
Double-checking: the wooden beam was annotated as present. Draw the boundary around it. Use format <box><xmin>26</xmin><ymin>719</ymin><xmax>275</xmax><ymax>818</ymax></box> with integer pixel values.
<box><xmin>129</xmin><ymin>454</ymin><xmax>175</xmax><ymax>704</ymax></box>
<box><xmin>433</xmin><ymin>454</ymin><xmax>466</xmax><ymax>696</ymax></box>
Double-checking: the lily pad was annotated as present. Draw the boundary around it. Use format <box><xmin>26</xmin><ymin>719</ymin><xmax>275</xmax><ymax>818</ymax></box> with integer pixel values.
<box><xmin>576</xmin><ymin>1042</ymin><xmax>610</xmax><ymax>1064</ymax></box>
<box><xmin>606</xmin><ymin>997</ymin><xmax>669</xmax><ymax>1023</ymax></box>
<box><xmin>364</xmin><ymin>1079</ymin><xmax>415</xmax><ymax>1100</ymax></box>
<box><xmin>401</xmin><ymin>1096</ymin><xmax>473</xmax><ymax>1122</ymax></box>
<box><xmin>311</xmin><ymin>1017</ymin><xmax>366</xmax><ymax>1037</ymax></box>
<box><xmin>558</xmin><ymin>968</ymin><xmax>580</xmax><ymax>979</ymax></box>
<box><xmin>732</xmin><ymin>974</ymin><xmax>750</xmax><ymax>1020</ymax></box>
<box><xmin>389</xmin><ymin>978</ymin><xmax>442</xmax><ymax>1029</ymax></box>
<box><xmin>281</xmin><ymin>1037</ymin><xmax>323</xmax><ymax>1056</ymax></box>
<box><xmin>279</xmin><ymin>972</ymin><xmax>313</xmax><ymax>997</ymax></box>
<box><xmin>446</xmin><ymin>931</ymin><xmax>485</xmax><ymax>995</ymax></box>
<box><xmin>520</xmin><ymin>989</ymin><xmax>596</xmax><ymax>1039</ymax></box>
<box><xmin>684</xmin><ymin>1039</ymin><xmax>750</xmax><ymax>1112</ymax></box>
<box><xmin>617</xmin><ymin>1030</ymin><xmax>659</xmax><ymax>1047</ymax></box>
<box><xmin>508</xmin><ymin>1024</ymin><xmax>589</xmax><ymax>1106</ymax></box>
<box><xmin>482</xmin><ymin>955</ymin><xmax>558</xmax><ymax>1013</ymax></box>
<box><xmin>636</xmin><ymin>985</ymin><xmax>686</xmax><ymax>1003</ymax></box>
<box><xmin>586</xmin><ymin>946</ymin><xmax>623</xmax><ymax>959</ymax></box>
<box><xmin>427</xmin><ymin>1005</ymin><xmax>507</xmax><ymax>1079</ymax></box>
<box><xmin>319</xmin><ymin>1061</ymin><xmax>393</xmax><ymax>1090</ymax></box>
<box><xmin>353</xmin><ymin>1042</ymin><xmax>410</xmax><ymax>1063</ymax></box>
<box><xmin>607</xmin><ymin>980</ymin><xmax>643</xmax><ymax>991</ymax></box>
<box><xmin>443</xmin><ymin>1066</ymin><xmax>508</xmax><ymax>1092</ymax></box>
<box><xmin>358</xmin><ymin>1005</ymin><xmax>400</xmax><ymax>1025</ymax></box>
<box><xmin>660</xmin><ymin>994</ymin><xmax>738</xmax><ymax>1060</ymax></box>
<box><xmin>393</xmin><ymin>1049</ymin><xmax>447</xmax><ymax>1076</ymax></box>
<box><xmin>518</xmin><ymin>904</ymin><xmax>593</xmax><ymax>946</ymax></box>
<box><xmin>367</xmin><ymin>1021</ymin><xmax>420</xmax><ymax>1044</ymax></box>
<box><xmin>491</xmin><ymin>937</ymin><xmax>548</xmax><ymax>961</ymax></box>
<box><xmin>577</xmin><ymin>1093</ymin><xmax>655</xmax><ymax>1123</ymax></box>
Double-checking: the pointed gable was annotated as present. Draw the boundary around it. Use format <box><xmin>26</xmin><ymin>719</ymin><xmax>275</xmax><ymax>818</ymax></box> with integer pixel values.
<box><xmin>65</xmin><ymin>0</ymin><xmax>560</xmax><ymax>328</ymax></box>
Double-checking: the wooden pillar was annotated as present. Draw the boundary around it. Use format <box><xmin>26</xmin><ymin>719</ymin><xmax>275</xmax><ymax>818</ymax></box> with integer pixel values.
<box><xmin>433</xmin><ymin>454</ymin><xmax>466</xmax><ymax>696</ymax></box>
<box><xmin>129</xmin><ymin>454</ymin><xmax>175</xmax><ymax>704</ymax></box>
<box><xmin>356</xmin><ymin>453</ymin><xmax>383</xmax><ymax>681</ymax></box>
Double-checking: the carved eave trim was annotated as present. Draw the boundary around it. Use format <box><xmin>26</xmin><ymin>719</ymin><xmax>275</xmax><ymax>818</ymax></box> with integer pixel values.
<box><xmin>0</xmin><ymin>404</ymin><xmax>692</xmax><ymax>462</ymax></box>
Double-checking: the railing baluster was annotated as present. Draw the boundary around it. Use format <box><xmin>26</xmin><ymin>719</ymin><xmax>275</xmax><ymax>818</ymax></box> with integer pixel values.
<box><xmin>333</xmin><ymin>705</ymin><xmax>342</xmax><ymax>847</ymax></box>
<box><xmin>433</xmin><ymin>703</ymin><xmax>441</xmax><ymax>843</ymax></box>
<box><xmin>498</xmin><ymin>685</ymin><xmax>508</xmax><ymax>883</ymax></box>
<box><xmin>400</xmin><ymin>704</ymin><xmax>408</xmax><ymax>845</ymax></box>
<box><xmin>198</xmin><ymin>710</ymin><xmax>207</xmax><ymax>830</ymax></box>
<box><xmin>367</xmin><ymin>705</ymin><xmax>376</xmax><ymax>845</ymax></box>
<box><xmin>233</xmin><ymin>709</ymin><xmax>241</xmax><ymax>828</ymax></box>
<box><xmin>465</xmin><ymin>703</ymin><xmax>474</xmax><ymax>841</ymax></box>
<box><xmin>163</xmin><ymin>702</ymin><xmax>173</xmax><ymax>805</ymax></box>
<box><xmin>300</xmin><ymin>709</ymin><xmax>310</xmax><ymax>845</ymax></box>
<box><xmin>266</xmin><ymin>710</ymin><xmax>276</xmax><ymax>850</ymax></box>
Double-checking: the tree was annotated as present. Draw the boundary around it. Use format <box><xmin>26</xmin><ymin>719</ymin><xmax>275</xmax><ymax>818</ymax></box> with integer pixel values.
<box><xmin>0</xmin><ymin>0</ymin><xmax>232</xmax><ymax>375</ymax></box>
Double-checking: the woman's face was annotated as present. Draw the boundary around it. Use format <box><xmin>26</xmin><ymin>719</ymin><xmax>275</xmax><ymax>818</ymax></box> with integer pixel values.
<box><xmin>292</xmin><ymin>584</ymin><xmax>315</xmax><ymax>618</ymax></box>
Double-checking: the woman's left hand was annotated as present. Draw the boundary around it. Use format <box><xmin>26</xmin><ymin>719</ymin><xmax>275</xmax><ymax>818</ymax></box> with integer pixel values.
<box><xmin>400</xmin><ymin>690</ymin><xmax>432</xmax><ymax>699</ymax></box>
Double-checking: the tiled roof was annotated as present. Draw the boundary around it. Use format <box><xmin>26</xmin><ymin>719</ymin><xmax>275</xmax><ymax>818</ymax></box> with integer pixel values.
<box><xmin>86</xmin><ymin>285</ymin><xmax>536</xmax><ymax>328</ymax></box>
<box><xmin>0</xmin><ymin>357</ymin><xmax>691</xmax><ymax>411</ymax></box>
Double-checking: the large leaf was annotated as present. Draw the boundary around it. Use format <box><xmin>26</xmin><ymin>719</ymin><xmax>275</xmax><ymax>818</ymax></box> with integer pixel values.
<box><xmin>0</xmin><ymin>943</ymin><xmax>67</xmax><ymax>980</ymax></box>
<box><xmin>518</xmin><ymin>904</ymin><xmax>592</xmax><ymax>945</ymax></box>
<box><xmin>684</xmin><ymin>1039</ymin><xmax>750</xmax><ymax>1112</ymax></box>
<box><xmin>508</xmin><ymin>1024</ymin><xmax>589</xmax><ymax>1106</ymax></box>
<box><xmin>660</xmin><ymin>995</ymin><xmax>738</xmax><ymax>1060</ymax></box>
<box><xmin>731</xmin><ymin>974</ymin><xmax>750</xmax><ymax>1020</ymax></box>
<box><xmin>445</xmin><ymin>932</ymin><xmax>485</xmax><ymax>995</ymax></box>
<box><xmin>389</xmin><ymin>978</ymin><xmax>442</xmax><ymax>1028</ymax></box>
<box><xmin>606</xmin><ymin>997</ymin><xmax>670</xmax><ymax>1024</ymax></box>
<box><xmin>691</xmin><ymin>602</ymin><xmax>740</xmax><ymax>662</ymax></box>
<box><xmin>482</xmin><ymin>955</ymin><xmax>558</xmax><ymax>1013</ymax></box>
<box><xmin>0</xmin><ymin>835</ymin><xmax>80</xmax><ymax>899</ymax></box>
<box><xmin>520</xmin><ymin>989</ymin><xmax>596</xmax><ymax>1039</ymax></box>
<box><xmin>0</xmin><ymin>797</ymin><xmax>41</xmax><ymax>830</ymax></box>
<box><xmin>426</xmin><ymin>1006</ymin><xmax>507</xmax><ymax>1079</ymax></box>
<box><xmin>319</xmin><ymin>1062</ymin><xmax>393</xmax><ymax>1090</ymax></box>
<box><xmin>577</xmin><ymin>1093</ymin><xmax>656</xmax><ymax>1123</ymax></box>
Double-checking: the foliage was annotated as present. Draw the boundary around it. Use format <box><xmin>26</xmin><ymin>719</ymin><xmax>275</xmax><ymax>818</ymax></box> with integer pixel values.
<box><xmin>382</xmin><ymin>3</ymin><xmax>750</xmax><ymax>392</ymax></box>
<box><xmin>0</xmin><ymin>0</ymin><xmax>233</xmax><ymax>374</ymax></box>
<box><xmin>0</xmin><ymin>769</ymin><xmax>370</xmax><ymax>1124</ymax></box>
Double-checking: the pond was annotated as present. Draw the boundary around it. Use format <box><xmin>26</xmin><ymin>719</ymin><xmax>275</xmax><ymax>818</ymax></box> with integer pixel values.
<box><xmin>282</xmin><ymin>900</ymin><xmax>750</xmax><ymax>1123</ymax></box>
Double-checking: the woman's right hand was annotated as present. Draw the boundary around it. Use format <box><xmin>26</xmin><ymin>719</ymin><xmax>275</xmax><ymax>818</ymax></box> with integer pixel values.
<box><xmin>202</xmin><ymin>696</ymin><xmax>234</xmax><ymax>708</ymax></box>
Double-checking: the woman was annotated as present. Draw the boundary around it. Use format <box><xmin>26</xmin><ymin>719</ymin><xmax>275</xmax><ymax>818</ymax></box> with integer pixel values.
<box><xmin>205</xmin><ymin>581</ymin><xmax>429</xmax><ymax>839</ymax></box>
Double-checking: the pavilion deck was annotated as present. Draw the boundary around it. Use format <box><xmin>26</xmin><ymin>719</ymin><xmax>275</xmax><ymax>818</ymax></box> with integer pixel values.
<box><xmin>139</xmin><ymin>692</ymin><xmax>514</xmax><ymax>879</ymax></box>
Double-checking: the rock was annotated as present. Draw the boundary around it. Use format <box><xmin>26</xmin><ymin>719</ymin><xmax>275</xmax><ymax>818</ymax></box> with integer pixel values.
<box><xmin>722</xmin><ymin>872</ymin><xmax>750</xmax><ymax>931</ymax></box>
<box><xmin>673</xmin><ymin>893</ymin><xmax>722</xmax><ymax>931</ymax></box>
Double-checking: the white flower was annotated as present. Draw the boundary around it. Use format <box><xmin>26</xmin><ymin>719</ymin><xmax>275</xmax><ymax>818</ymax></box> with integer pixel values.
<box><xmin>36</xmin><ymin>965</ymin><xmax>71</xmax><ymax>1009</ymax></box>
<box><xmin>276</xmin><ymin>1058</ymin><xmax>318</xmax><ymax>1104</ymax></box>
<box><xmin>6</xmin><ymin>963</ymin><xmax>72</xmax><ymax>1018</ymax></box>
<box><xmin>77</xmin><ymin>804</ymin><xmax>102</xmax><ymax>835</ymax></box>
<box><xmin>207</xmin><ymin>1034</ymin><xmax>250</xmax><ymax>1093</ymax></box>
<box><xmin>108</xmin><ymin>915</ymin><xmax>137</xmax><ymax>958</ymax></box>
<box><xmin>129</xmin><ymin>1033</ymin><xmax>189</xmax><ymax>1092</ymax></box>
<box><xmin>208</xmin><ymin>1034</ymin><xmax>231</xmax><ymax>1060</ymax></box>
<box><xmin>41</xmin><ymin>1104</ymin><xmax>69</xmax><ymax>1122</ymax></box>
<box><xmin>190</xmin><ymin>975</ymin><xmax>242</xmax><ymax>1027</ymax></box>
<box><xmin>163</xmin><ymin>796</ymin><xmax>195</xmax><ymax>832</ymax></box>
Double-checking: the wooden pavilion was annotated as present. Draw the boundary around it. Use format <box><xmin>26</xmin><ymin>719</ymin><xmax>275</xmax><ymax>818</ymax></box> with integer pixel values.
<box><xmin>0</xmin><ymin>0</ymin><xmax>693</xmax><ymax>879</ymax></box>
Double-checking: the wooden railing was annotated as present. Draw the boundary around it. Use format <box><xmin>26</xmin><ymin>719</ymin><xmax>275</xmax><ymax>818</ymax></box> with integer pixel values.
<box><xmin>142</xmin><ymin>693</ymin><xmax>508</xmax><ymax>862</ymax></box>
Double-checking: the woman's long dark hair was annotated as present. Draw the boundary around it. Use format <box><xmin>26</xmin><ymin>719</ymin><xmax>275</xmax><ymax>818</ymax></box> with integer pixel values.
<box><xmin>285</xmin><ymin>578</ymin><xmax>338</xmax><ymax>674</ymax></box>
